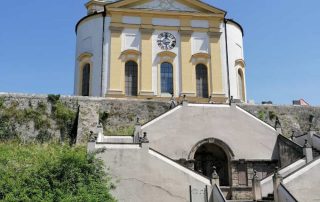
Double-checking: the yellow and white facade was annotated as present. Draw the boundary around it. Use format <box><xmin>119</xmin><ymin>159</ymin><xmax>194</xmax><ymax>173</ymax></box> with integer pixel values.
<box><xmin>74</xmin><ymin>0</ymin><xmax>246</xmax><ymax>103</ymax></box>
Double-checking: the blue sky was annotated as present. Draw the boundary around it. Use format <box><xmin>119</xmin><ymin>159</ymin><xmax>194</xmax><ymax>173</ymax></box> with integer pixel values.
<box><xmin>0</xmin><ymin>0</ymin><xmax>319</xmax><ymax>105</ymax></box>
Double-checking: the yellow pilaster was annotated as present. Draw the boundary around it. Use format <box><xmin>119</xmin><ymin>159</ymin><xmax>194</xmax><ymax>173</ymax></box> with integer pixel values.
<box><xmin>180</xmin><ymin>30</ymin><xmax>194</xmax><ymax>96</ymax></box>
<box><xmin>180</xmin><ymin>17</ymin><xmax>194</xmax><ymax>96</ymax></box>
<box><xmin>139</xmin><ymin>27</ymin><xmax>154</xmax><ymax>96</ymax></box>
<box><xmin>108</xmin><ymin>26</ymin><xmax>123</xmax><ymax>95</ymax></box>
<box><xmin>209</xmin><ymin>31</ymin><xmax>224</xmax><ymax>95</ymax></box>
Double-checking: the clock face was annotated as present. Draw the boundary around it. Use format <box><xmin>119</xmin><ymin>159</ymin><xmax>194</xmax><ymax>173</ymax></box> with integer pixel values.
<box><xmin>157</xmin><ymin>32</ymin><xmax>176</xmax><ymax>50</ymax></box>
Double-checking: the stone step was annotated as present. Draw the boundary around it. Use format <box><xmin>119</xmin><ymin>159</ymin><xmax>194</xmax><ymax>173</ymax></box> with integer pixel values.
<box><xmin>227</xmin><ymin>200</ymin><xmax>274</xmax><ymax>202</ymax></box>
<box><xmin>103</xmin><ymin>136</ymin><xmax>134</xmax><ymax>143</ymax></box>
<box><xmin>227</xmin><ymin>200</ymin><xmax>253</xmax><ymax>202</ymax></box>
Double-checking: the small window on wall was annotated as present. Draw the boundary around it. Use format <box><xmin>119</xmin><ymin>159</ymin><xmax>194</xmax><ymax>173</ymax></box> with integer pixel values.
<box><xmin>238</xmin><ymin>69</ymin><xmax>245</xmax><ymax>101</ymax></box>
<box><xmin>160</xmin><ymin>62</ymin><xmax>173</xmax><ymax>95</ymax></box>
<box><xmin>81</xmin><ymin>64</ymin><xmax>90</xmax><ymax>96</ymax></box>
<box><xmin>125</xmin><ymin>61</ymin><xmax>138</xmax><ymax>96</ymax></box>
<box><xmin>238</xmin><ymin>162</ymin><xmax>247</xmax><ymax>186</ymax></box>
<box><xmin>196</xmin><ymin>64</ymin><xmax>208</xmax><ymax>98</ymax></box>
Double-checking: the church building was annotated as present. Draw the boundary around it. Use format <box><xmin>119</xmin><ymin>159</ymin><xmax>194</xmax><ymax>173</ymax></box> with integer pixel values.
<box><xmin>74</xmin><ymin>0</ymin><xmax>246</xmax><ymax>103</ymax></box>
<box><xmin>78</xmin><ymin>1</ymin><xmax>320</xmax><ymax>201</ymax></box>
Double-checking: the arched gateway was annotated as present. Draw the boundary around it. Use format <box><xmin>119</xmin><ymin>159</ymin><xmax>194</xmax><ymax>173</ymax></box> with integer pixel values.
<box><xmin>189</xmin><ymin>138</ymin><xmax>234</xmax><ymax>186</ymax></box>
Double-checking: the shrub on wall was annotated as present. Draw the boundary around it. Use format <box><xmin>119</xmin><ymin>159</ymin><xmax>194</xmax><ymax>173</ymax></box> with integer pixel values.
<box><xmin>0</xmin><ymin>95</ymin><xmax>77</xmax><ymax>144</ymax></box>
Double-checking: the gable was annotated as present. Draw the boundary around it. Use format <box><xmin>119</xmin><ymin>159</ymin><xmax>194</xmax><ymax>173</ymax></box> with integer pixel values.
<box><xmin>131</xmin><ymin>0</ymin><xmax>199</xmax><ymax>12</ymax></box>
<box><xmin>107</xmin><ymin>0</ymin><xmax>226</xmax><ymax>15</ymax></box>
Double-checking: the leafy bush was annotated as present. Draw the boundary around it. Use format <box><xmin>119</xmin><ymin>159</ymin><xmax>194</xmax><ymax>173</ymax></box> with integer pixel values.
<box><xmin>258</xmin><ymin>110</ymin><xmax>266</xmax><ymax>120</ymax></box>
<box><xmin>47</xmin><ymin>94</ymin><xmax>61</xmax><ymax>105</ymax></box>
<box><xmin>0</xmin><ymin>143</ymin><xmax>116</xmax><ymax>202</ymax></box>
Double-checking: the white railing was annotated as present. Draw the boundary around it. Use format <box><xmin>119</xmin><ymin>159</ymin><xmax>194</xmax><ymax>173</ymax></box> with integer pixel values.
<box><xmin>293</xmin><ymin>132</ymin><xmax>320</xmax><ymax>151</ymax></box>
<box><xmin>149</xmin><ymin>149</ymin><xmax>211</xmax><ymax>186</ymax></box>
<box><xmin>212</xmin><ymin>184</ymin><xmax>226</xmax><ymax>202</ymax></box>
<box><xmin>260</xmin><ymin>158</ymin><xmax>306</xmax><ymax>197</ymax></box>
<box><xmin>293</xmin><ymin>134</ymin><xmax>310</xmax><ymax>146</ymax></box>
<box><xmin>278</xmin><ymin>183</ymin><xmax>298</xmax><ymax>202</ymax></box>
<box><xmin>312</xmin><ymin>134</ymin><xmax>320</xmax><ymax>151</ymax></box>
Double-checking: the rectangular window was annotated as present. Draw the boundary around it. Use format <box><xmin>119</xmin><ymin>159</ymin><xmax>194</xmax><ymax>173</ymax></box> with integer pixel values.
<box><xmin>238</xmin><ymin>163</ymin><xmax>247</xmax><ymax>186</ymax></box>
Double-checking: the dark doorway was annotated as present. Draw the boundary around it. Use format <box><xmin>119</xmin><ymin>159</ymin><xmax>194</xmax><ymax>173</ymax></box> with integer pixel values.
<box><xmin>82</xmin><ymin>63</ymin><xmax>90</xmax><ymax>96</ymax></box>
<box><xmin>194</xmin><ymin>143</ymin><xmax>229</xmax><ymax>186</ymax></box>
<box><xmin>125</xmin><ymin>61</ymin><xmax>138</xmax><ymax>96</ymax></box>
<box><xmin>196</xmin><ymin>64</ymin><xmax>208</xmax><ymax>98</ymax></box>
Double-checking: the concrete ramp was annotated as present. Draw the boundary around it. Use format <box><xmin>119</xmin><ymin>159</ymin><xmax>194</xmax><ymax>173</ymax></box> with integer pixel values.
<box><xmin>142</xmin><ymin>104</ymin><xmax>279</xmax><ymax>161</ymax></box>
<box><xmin>89</xmin><ymin>142</ymin><xmax>213</xmax><ymax>202</ymax></box>
<box><xmin>282</xmin><ymin>157</ymin><xmax>320</xmax><ymax>202</ymax></box>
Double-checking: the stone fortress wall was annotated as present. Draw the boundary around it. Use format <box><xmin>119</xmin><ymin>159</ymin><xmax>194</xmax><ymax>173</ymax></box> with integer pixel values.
<box><xmin>0</xmin><ymin>92</ymin><xmax>319</xmax><ymax>142</ymax></box>
<box><xmin>0</xmin><ymin>93</ymin><xmax>169</xmax><ymax>143</ymax></box>
<box><xmin>240</xmin><ymin>104</ymin><xmax>320</xmax><ymax>138</ymax></box>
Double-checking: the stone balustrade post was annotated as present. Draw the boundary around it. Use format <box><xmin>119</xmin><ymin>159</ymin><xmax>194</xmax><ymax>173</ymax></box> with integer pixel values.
<box><xmin>134</xmin><ymin>117</ymin><xmax>142</xmax><ymax>143</ymax></box>
<box><xmin>211</xmin><ymin>166</ymin><xmax>220</xmax><ymax>186</ymax></box>
<box><xmin>303</xmin><ymin>139</ymin><xmax>313</xmax><ymax>163</ymax></box>
<box><xmin>182</xmin><ymin>95</ymin><xmax>188</xmax><ymax>106</ymax></box>
<box><xmin>273</xmin><ymin>168</ymin><xmax>283</xmax><ymax>202</ymax></box>
<box><xmin>252</xmin><ymin>170</ymin><xmax>262</xmax><ymax>201</ymax></box>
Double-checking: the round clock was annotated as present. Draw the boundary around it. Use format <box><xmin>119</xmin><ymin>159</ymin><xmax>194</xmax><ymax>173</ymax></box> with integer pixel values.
<box><xmin>157</xmin><ymin>32</ymin><xmax>176</xmax><ymax>50</ymax></box>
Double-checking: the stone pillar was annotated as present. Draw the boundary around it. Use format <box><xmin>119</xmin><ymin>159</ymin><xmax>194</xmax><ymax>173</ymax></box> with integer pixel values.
<box><xmin>140</xmin><ymin>132</ymin><xmax>150</xmax><ymax>153</ymax></box>
<box><xmin>182</xmin><ymin>95</ymin><xmax>189</xmax><ymax>106</ymax></box>
<box><xmin>252</xmin><ymin>171</ymin><xmax>262</xmax><ymax>201</ymax></box>
<box><xmin>273</xmin><ymin>168</ymin><xmax>283</xmax><ymax>202</ymax></box>
<box><xmin>303</xmin><ymin>139</ymin><xmax>313</xmax><ymax>163</ymax></box>
<box><xmin>96</xmin><ymin>123</ymin><xmax>104</xmax><ymax>142</ymax></box>
<box><xmin>275</xmin><ymin>117</ymin><xmax>282</xmax><ymax>135</ymax></box>
<box><xmin>133</xmin><ymin>118</ymin><xmax>142</xmax><ymax>143</ymax></box>
<box><xmin>87</xmin><ymin>141</ymin><xmax>96</xmax><ymax>153</ymax></box>
<box><xmin>97</xmin><ymin>132</ymin><xmax>104</xmax><ymax>143</ymax></box>
<box><xmin>211</xmin><ymin>166</ymin><xmax>220</xmax><ymax>186</ymax></box>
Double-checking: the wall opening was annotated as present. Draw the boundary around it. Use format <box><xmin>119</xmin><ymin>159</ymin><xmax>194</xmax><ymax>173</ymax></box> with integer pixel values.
<box><xmin>160</xmin><ymin>62</ymin><xmax>173</xmax><ymax>94</ymax></box>
<box><xmin>81</xmin><ymin>63</ymin><xmax>90</xmax><ymax>96</ymax></box>
<box><xmin>237</xmin><ymin>69</ymin><xmax>245</xmax><ymax>101</ymax></box>
<box><xmin>125</xmin><ymin>61</ymin><xmax>138</xmax><ymax>96</ymax></box>
<box><xmin>196</xmin><ymin>64</ymin><xmax>209</xmax><ymax>98</ymax></box>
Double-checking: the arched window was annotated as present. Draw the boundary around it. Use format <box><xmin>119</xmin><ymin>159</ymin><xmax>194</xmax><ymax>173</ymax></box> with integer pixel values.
<box><xmin>82</xmin><ymin>63</ymin><xmax>90</xmax><ymax>96</ymax></box>
<box><xmin>196</xmin><ymin>64</ymin><xmax>208</xmax><ymax>98</ymax></box>
<box><xmin>125</xmin><ymin>61</ymin><xmax>138</xmax><ymax>96</ymax></box>
<box><xmin>238</xmin><ymin>69</ymin><xmax>245</xmax><ymax>101</ymax></box>
<box><xmin>160</xmin><ymin>62</ymin><xmax>173</xmax><ymax>94</ymax></box>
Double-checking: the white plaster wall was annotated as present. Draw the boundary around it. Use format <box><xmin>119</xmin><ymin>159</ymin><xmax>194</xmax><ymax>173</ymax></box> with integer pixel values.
<box><xmin>75</xmin><ymin>16</ymin><xmax>111</xmax><ymax>97</ymax></box>
<box><xmin>152</xmin><ymin>30</ymin><xmax>181</xmax><ymax>96</ymax></box>
<box><xmin>121</xmin><ymin>28</ymin><xmax>141</xmax><ymax>51</ymax></box>
<box><xmin>152</xmin><ymin>18</ymin><xmax>180</xmax><ymax>26</ymax></box>
<box><xmin>102</xmin><ymin>17</ymin><xmax>111</xmax><ymax>96</ymax></box>
<box><xmin>219</xmin><ymin>22</ymin><xmax>228</xmax><ymax>97</ymax></box>
<box><xmin>122</xmin><ymin>16</ymin><xmax>141</xmax><ymax>24</ymax></box>
<box><xmin>226</xmin><ymin>22</ymin><xmax>245</xmax><ymax>101</ymax></box>
<box><xmin>191</xmin><ymin>32</ymin><xmax>209</xmax><ymax>55</ymax></box>
<box><xmin>191</xmin><ymin>20</ymin><xmax>209</xmax><ymax>28</ymax></box>
<box><xmin>75</xmin><ymin>15</ymin><xmax>106</xmax><ymax>97</ymax></box>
